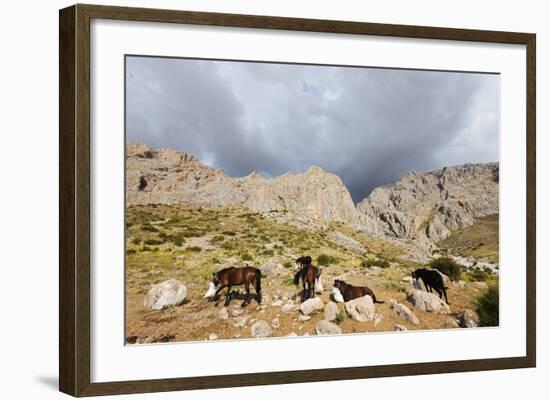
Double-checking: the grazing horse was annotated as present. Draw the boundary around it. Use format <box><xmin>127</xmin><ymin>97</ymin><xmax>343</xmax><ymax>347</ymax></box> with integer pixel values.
<box><xmin>412</xmin><ymin>268</ymin><xmax>449</xmax><ymax>304</ymax></box>
<box><xmin>209</xmin><ymin>266</ymin><xmax>262</xmax><ymax>307</ymax></box>
<box><xmin>333</xmin><ymin>279</ymin><xmax>384</xmax><ymax>303</ymax></box>
<box><xmin>293</xmin><ymin>263</ymin><xmax>321</xmax><ymax>301</ymax></box>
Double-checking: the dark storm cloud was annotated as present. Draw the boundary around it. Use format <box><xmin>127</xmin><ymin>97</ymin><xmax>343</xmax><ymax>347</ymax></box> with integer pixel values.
<box><xmin>126</xmin><ymin>57</ymin><xmax>499</xmax><ymax>202</ymax></box>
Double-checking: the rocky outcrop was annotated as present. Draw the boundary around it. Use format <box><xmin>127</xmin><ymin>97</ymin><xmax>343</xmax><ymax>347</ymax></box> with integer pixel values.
<box><xmin>356</xmin><ymin>163</ymin><xmax>499</xmax><ymax>242</ymax></box>
<box><xmin>316</xmin><ymin>320</ymin><xmax>342</xmax><ymax>335</ymax></box>
<box><xmin>144</xmin><ymin>279</ymin><xmax>187</xmax><ymax>310</ymax></box>
<box><xmin>127</xmin><ymin>143</ymin><xmax>359</xmax><ymax>223</ymax></box>
<box><xmin>407</xmin><ymin>289</ymin><xmax>451</xmax><ymax>314</ymax></box>
<box><xmin>345</xmin><ymin>295</ymin><xmax>376</xmax><ymax>322</ymax></box>
<box><xmin>389</xmin><ymin>299</ymin><xmax>419</xmax><ymax>325</ymax></box>
<box><xmin>299</xmin><ymin>297</ymin><xmax>324</xmax><ymax>315</ymax></box>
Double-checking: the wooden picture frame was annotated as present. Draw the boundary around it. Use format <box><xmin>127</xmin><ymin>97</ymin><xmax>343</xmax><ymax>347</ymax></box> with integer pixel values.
<box><xmin>59</xmin><ymin>3</ymin><xmax>536</xmax><ymax>397</ymax></box>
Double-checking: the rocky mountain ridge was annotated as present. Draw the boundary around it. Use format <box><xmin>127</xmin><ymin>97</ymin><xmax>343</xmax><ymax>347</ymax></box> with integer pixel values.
<box><xmin>126</xmin><ymin>142</ymin><xmax>499</xmax><ymax>243</ymax></box>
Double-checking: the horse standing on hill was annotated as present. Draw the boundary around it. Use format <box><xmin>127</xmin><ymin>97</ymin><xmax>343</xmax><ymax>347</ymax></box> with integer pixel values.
<box><xmin>207</xmin><ymin>266</ymin><xmax>262</xmax><ymax>307</ymax></box>
<box><xmin>412</xmin><ymin>268</ymin><xmax>449</xmax><ymax>304</ymax></box>
<box><xmin>293</xmin><ymin>261</ymin><xmax>321</xmax><ymax>301</ymax></box>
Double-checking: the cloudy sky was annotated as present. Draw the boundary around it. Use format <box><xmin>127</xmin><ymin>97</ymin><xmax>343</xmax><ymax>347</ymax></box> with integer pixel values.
<box><xmin>126</xmin><ymin>56</ymin><xmax>499</xmax><ymax>202</ymax></box>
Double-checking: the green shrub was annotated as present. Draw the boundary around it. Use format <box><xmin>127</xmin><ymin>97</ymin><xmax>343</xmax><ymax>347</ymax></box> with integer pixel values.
<box><xmin>317</xmin><ymin>254</ymin><xmax>339</xmax><ymax>266</ymax></box>
<box><xmin>141</xmin><ymin>224</ymin><xmax>158</xmax><ymax>233</ymax></box>
<box><xmin>182</xmin><ymin>229</ymin><xmax>204</xmax><ymax>238</ymax></box>
<box><xmin>131</xmin><ymin>238</ymin><xmax>141</xmax><ymax>245</ymax></box>
<box><xmin>361</xmin><ymin>258</ymin><xmax>390</xmax><ymax>269</ymax></box>
<box><xmin>240</xmin><ymin>252</ymin><xmax>253</xmax><ymax>261</ymax></box>
<box><xmin>334</xmin><ymin>311</ymin><xmax>345</xmax><ymax>326</ymax></box>
<box><xmin>188</xmin><ymin>246</ymin><xmax>202</xmax><ymax>252</ymax></box>
<box><xmin>465</xmin><ymin>267</ymin><xmax>492</xmax><ymax>282</ymax></box>
<box><xmin>282</xmin><ymin>260</ymin><xmax>293</xmax><ymax>268</ymax></box>
<box><xmin>429</xmin><ymin>257</ymin><xmax>462</xmax><ymax>281</ymax></box>
<box><xmin>211</xmin><ymin>235</ymin><xmax>225</xmax><ymax>243</ymax></box>
<box><xmin>144</xmin><ymin>238</ymin><xmax>163</xmax><ymax>245</ymax></box>
<box><xmin>126</xmin><ymin>248</ymin><xmax>136</xmax><ymax>255</ymax></box>
<box><xmin>222</xmin><ymin>230</ymin><xmax>236</xmax><ymax>236</ymax></box>
<box><xmin>141</xmin><ymin>245</ymin><xmax>152</xmax><ymax>252</ymax></box>
<box><xmin>476</xmin><ymin>282</ymin><xmax>499</xmax><ymax>326</ymax></box>
<box><xmin>262</xmin><ymin>249</ymin><xmax>274</xmax><ymax>256</ymax></box>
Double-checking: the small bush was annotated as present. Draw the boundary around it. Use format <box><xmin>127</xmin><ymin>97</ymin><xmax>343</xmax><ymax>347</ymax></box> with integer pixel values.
<box><xmin>211</xmin><ymin>235</ymin><xmax>225</xmax><ymax>243</ymax></box>
<box><xmin>476</xmin><ymin>282</ymin><xmax>499</xmax><ymax>326</ymax></box>
<box><xmin>222</xmin><ymin>230</ymin><xmax>236</xmax><ymax>236</ymax></box>
<box><xmin>182</xmin><ymin>229</ymin><xmax>203</xmax><ymax>238</ymax></box>
<box><xmin>262</xmin><ymin>249</ymin><xmax>274</xmax><ymax>256</ymax></box>
<box><xmin>317</xmin><ymin>254</ymin><xmax>339</xmax><ymax>266</ymax></box>
<box><xmin>144</xmin><ymin>238</ymin><xmax>163</xmax><ymax>245</ymax></box>
<box><xmin>465</xmin><ymin>267</ymin><xmax>492</xmax><ymax>282</ymax></box>
<box><xmin>429</xmin><ymin>257</ymin><xmax>462</xmax><ymax>281</ymax></box>
<box><xmin>141</xmin><ymin>224</ymin><xmax>158</xmax><ymax>233</ymax></box>
<box><xmin>240</xmin><ymin>252</ymin><xmax>253</xmax><ymax>261</ymax></box>
<box><xmin>131</xmin><ymin>238</ymin><xmax>141</xmax><ymax>245</ymax></box>
<box><xmin>126</xmin><ymin>248</ymin><xmax>136</xmax><ymax>255</ymax></box>
<box><xmin>361</xmin><ymin>258</ymin><xmax>390</xmax><ymax>269</ymax></box>
<box><xmin>141</xmin><ymin>245</ymin><xmax>152</xmax><ymax>252</ymax></box>
<box><xmin>188</xmin><ymin>246</ymin><xmax>202</xmax><ymax>252</ymax></box>
<box><xmin>334</xmin><ymin>311</ymin><xmax>345</xmax><ymax>326</ymax></box>
<box><xmin>282</xmin><ymin>260</ymin><xmax>293</xmax><ymax>268</ymax></box>
<box><xmin>282</xmin><ymin>276</ymin><xmax>295</xmax><ymax>286</ymax></box>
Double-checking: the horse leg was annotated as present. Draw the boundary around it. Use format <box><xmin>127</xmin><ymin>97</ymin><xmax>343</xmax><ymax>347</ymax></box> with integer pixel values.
<box><xmin>301</xmin><ymin>281</ymin><xmax>307</xmax><ymax>302</ymax></box>
<box><xmin>224</xmin><ymin>286</ymin><xmax>232</xmax><ymax>306</ymax></box>
<box><xmin>213</xmin><ymin>285</ymin><xmax>226</xmax><ymax>306</ymax></box>
<box><xmin>242</xmin><ymin>282</ymin><xmax>251</xmax><ymax>307</ymax></box>
<box><xmin>443</xmin><ymin>288</ymin><xmax>450</xmax><ymax>305</ymax></box>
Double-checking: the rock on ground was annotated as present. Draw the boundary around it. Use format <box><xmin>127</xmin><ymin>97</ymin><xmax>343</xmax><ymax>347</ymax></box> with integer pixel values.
<box><xmin>298</xmin><ymin>315</ymin><xmax>312</xmax><ymax>322</ymax></box>
<box><xmin>281</xmin><ymin>302</ymin><xmax>297</xmax><ymax>313</ymax></box>
<box><xmin>144</xmin><ymin>279</ymin><xmax>187</xmax><ymax>310</ymax></box>
<box><xmin>406</xmin><ymin>290</ymin><xmax>451</xmax><ymax>314</ymax></box>
<box><xmin>218</xmin><ymin>307</ymin><xmax>229</xmax><ymax>320</ymax></box>
<box><xmin>394</xmin><ymin>324</ymin><xmax>407</xmax><ymax>331</ymax></box>
<box><xmin>208</xmin><ymin>334</ymin><xmax>218</xmax><ymax>340</ymax></box>
<box><xmin>325</xmin><ymin>301</ymin><xmax>339</xmax><ymax>322</ymax></box>
<box><xmin>345</xmin><ymin>295</ymin><xmax>376</xmax><ymax>322</ymax></box>
<box><xmin>316</xmin><ymin>320</ymin><xmax>342</xmax><ymax>335</ymax></box>
<box><xmin>328</xmin><ymin>231</ymin><xmax>366</xmax><ymax>254</ymax></box>
<box><xmin>233</xmin><ymin>316</ymin><xmax>249</xmax><ymax>327</ymax></box>
<box><xmin>260</xmin><ymin>261</ymin><xmax>285</xmax><ymax>276</ymax></box>
<box><xmin>458</xmin><ymin>309</ymin><xmax>480</xmax><ymax>328</ymax></box>
<box><xmin>299</xmin><ymin>297</ymin><xmax>324</xmax><ymax>315</ymax></box>
<box><xmin>389</xmin><ymin>299</ymin><xmax>419</xmax><ymax>325</ymax></box>
<box><xmin>251</xmin><ymin>320</ymin><xmax>273</xmax><ymax>338</ymax></box>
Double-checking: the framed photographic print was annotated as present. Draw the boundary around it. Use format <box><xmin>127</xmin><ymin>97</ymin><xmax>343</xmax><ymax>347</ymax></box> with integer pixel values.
<box><xmin>59</xmin><ymin>4</ymin><xmax>536</xmax><ymax>397</ymax></box>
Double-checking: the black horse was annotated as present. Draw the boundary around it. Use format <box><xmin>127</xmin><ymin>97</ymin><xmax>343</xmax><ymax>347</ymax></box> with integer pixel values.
<box><xmin>210</xmin><ymin>266</ymin><xmax>262</xmax><ymax>307</ymax></box>
<box><xmin>293</xmin><ymin>263</ymin><xmax>321</xmax><ymax>301</ymax></box>
<box><xmin>296</xmin><ymin>255</ymin><xmax>312</xmax><ymax>268</ymax></box>
<box><xmin>412</xmin><ymin>268</ymin><xmax>449</xmax><ymax>304</ymax></box>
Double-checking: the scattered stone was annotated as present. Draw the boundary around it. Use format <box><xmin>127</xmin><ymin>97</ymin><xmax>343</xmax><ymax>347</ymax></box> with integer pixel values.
<box><xmin>260</xmin><ymin>261</ymin><xmax>285</xmax><ymax>276</ymax></box>
<box><xmin>444</xmin><ymin>317</ymin><xmax>460</xmax><ymax>328</ymax></box>
<box><xmin>394</xmin><ymin>324</ymin><xmax>407</xmax><ymax>331</ymax></box>
<box><xmin>401</xmin><ymin>275</ymin><xmax>413</xmax><ymax>283</ymax></box>
<box><xmin>315</xmin><ymin>320</ymin><xmax>342</xmax><ymax>335</ymax></box>
<box><xmin>325</xmin><ymin>302</ymin><xmax>339</xmax><ymax>322</ymax></box>
<box><xmin>208</xmin><ymin>333</ymin><xmax>218</xmax><ymax>341</ymax></box>
<box><xmin>272</xmin><ymin>318</ymin><xmax>280</xmax><ymax>330</ymax></box>
<box><xmin>328</xmin><ymin>231</ymin><xmax>366</xmax><ymax>254</ymax></box>
<box><xmin>345</xmin><ymin>295</ymin><xmax>376</xmax><ymax>322</ymax></box>
<box><xmin>412</xmin><ymin>279</ymin><xmax>423</xmax><ymax>290</ymax></box>
<box><xmin>458</xmin><ymin>309</ymin><xmax>480</xmax><ymax>328</ymax></box>
<box><xmin>251</xmin><ymin>320</ymin><xmax>272</xmax><ymax>338</ymax></box>
<box><xmin>271</xmin><ymin>299</ymin><xmax>283</xmax><ymax>307</ymax></box>
<box><xmin>406</xmin><ymin>289</ymin><xmax>451</xmax><ymax>314</ymax></box>
<box><xmin>374</xmin><ymin>313</ymin><xmax>383</xmax><ymax>326</ymax></box>
<box><xmin>281</xmin><ymin>302</ymin><xmax>297</xmax><ymax>313</ymax></box>
<box><xmin>298</xmin><ymin>315</ymin><xmax>312</xmax><ymax>322</ymax></box>
<box><xmin>231</xmin><ymin>308</ymin><xmax>244</xmax><ymax>317</ymax></box>
<box><xmin>457</xmin><ymin>280</ymin><xmax>467</xmax><ymax>288</ymax></box>
<box><xmin>389</xmin><ymin>299</ymin><xmax>420</xmax><ymax>325</ymax></box>
<box><xmin>299</xmin><ymin>297</ymin><xmax>324</xmax><ymax>315</ymax></box>
<box><xmin>218</xmin><ymin>307</ymin><xmax>229</xmax><ymax>320</ymax></box>
<box><xmin>144</xmin><ymin>279</ymin><xmax>187</xmax><ymax>310</ymax></box>
<box><xmin>233</xmin><ymin>316</ymin><xmax>249</xmax><ymax>327</ymax></box>
<box><xmin>314</xmin><ymin>278</ymin><xmax>324</xmax><ymax>294</ymax></box>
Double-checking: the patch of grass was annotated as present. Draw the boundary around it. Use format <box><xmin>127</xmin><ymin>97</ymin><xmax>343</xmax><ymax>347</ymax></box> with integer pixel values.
<box><xmin>240</xmin><ymin>252</ymin><xmax>253</xmax><ymax>261</ymax></box>
<box><xmin>211</xmin><ymin>235</ymin><xmax>225</xmax><ymax>243</ymax></box>
<box><xmin>282</xmin><ymin>260</ymin><xmax>293</xmax><ymax>268</ymax></box>
<box><xmin>464</xmin><ymin>267</ymin><xmax>493</xmax><ymax>282</ymax></box>
<box><xmin>262</xmin><ymin>249</ymin><xmax>274</xmax><ymax>256</ymax></box>
<box><xmin>126</xmin><ymin>248</ymin><xmax>137</xmax><ymax>255</ymax></box>
<box><xmin>361</xmin><ymin>258</ymin><xmax>390</xmax><ymax>269</ymax></box>
<box><xmin>476</xmin><ymin>282</ymin><xmax>499</xmax><ymax>326</ymax></box>
<box><xmin>187</xmin><ymin>246</ymin><xmax>202</xmax><ymax>252</ymax></box>
<box><xmin>334</xmin><ymin>311</ymin><xmax>345</xmax><ymax>326</ymax></box>
<box><xmin>144</xmin><ymin>238</ymin><xmax>163</xmax><ymax>246</ymax></box>
<box><xmin>222</xmin><ymin>230</ymin><xmax>236</xmax><ymax>236</ymax></box>
<box><xmin>131</xmin><ymin>238</ymin><xmax>141</xmax><ymax>245</ymax></box>
<box><xmin>141</xmin><ymin>224</ymin><xmax>158</xmax><ymax>233</ymax></box>
<box><xmin>317</xmin><ymin>254</ymin><xmax>339</xmax><ymax>266</ymax></box>
<box><xmin>282</xmin><ymin>276</ymin><xmax>295</xmax><ymax>286</ymax></box>
<box><xmin>429</xmin><ymin>257</ymin><xmax>463</xmax><ymax>281</ymax></box>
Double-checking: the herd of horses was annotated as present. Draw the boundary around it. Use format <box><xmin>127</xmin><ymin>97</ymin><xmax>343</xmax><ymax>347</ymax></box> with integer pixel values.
<box><xmin>205</xmin><ymin>255</ymin><xmax>450</xmax><ymax>308</ymax></box>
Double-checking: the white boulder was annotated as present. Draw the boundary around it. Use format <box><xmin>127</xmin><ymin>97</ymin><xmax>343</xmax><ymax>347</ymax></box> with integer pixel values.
<box><xmin>406</xmin><ymin>290</ymin><xmax>451</xmax><ymax>314</ymax></box>
<box><xmin>144</xmin><ymin>279</ymin><xmax>187</xmax><ymax>310</ymax></box>
<box><xmin>344</xmin><ymin>295</ymin><xmax>376</xmax><ymax>322</ymax></box>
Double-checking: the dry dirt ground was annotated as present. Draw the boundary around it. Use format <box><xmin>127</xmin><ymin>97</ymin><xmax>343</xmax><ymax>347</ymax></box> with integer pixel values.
<box><xmin>125</xmin><ymin>205</ymin><xmax>497</xmax><ymax>344</ymax></box>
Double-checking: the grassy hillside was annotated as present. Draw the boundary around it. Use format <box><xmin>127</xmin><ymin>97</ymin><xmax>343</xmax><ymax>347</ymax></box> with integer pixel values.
<box><xmin>125</xmin><ymin>205</ymin><xmax>496</xmax><ymax>343</ymax></box>
<box><xmin>438</xmin><ymin>214</ymin><xmax>499</xmax><ymax>264</ymax></box>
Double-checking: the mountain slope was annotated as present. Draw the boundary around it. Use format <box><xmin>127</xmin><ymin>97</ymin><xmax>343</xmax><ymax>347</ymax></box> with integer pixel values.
<box><xmin>356</xmin><ymin>163</ymin><xmax>499</xmax><ymax>242</ymax></box>
<box><xmin>126</xmin><ymin>143</ymin><xmax>359</xmax><ymax>223</ymax></box>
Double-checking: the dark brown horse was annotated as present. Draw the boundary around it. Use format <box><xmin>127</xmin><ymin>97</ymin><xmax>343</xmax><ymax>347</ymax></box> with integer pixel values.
<box><xmin>294</xmin><ymin>263</ymin><xmax>321</xmax><ymax>301</ymax></box>
<box><xmin>333</xmin><ymin>279</ymin><xmax>384</xmax><ymax>303</ymax></box>
<box><xmin>210</xmin><ymin>266</ymin><xmax>262</xmax><ymax>307</ymax></box>
<box><xmin>296</xmin><ymin>255</ymin><xmax>312</xmax><ymax>268</ymax></box>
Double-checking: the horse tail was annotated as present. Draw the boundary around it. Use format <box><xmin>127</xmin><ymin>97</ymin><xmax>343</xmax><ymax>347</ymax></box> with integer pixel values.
<box><xmin>293</xmin><ymin>269</ymin><xmax>302</xmax><ymax>285</ymax></box>
<box><xmin>372</xmin><ymin>294</ymin><xmax>385</xmax><ymax>304</ymax></box>
<box><xmin>255</xmin><ymin>269</ymin><xmax>262</xmax><ymax>303</ymax></box>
